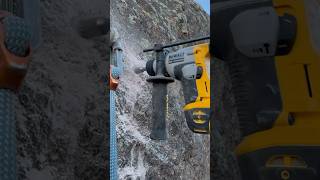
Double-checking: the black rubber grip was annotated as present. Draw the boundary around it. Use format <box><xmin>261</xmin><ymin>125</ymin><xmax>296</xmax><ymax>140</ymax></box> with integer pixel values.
<box><xmin>174</xmin><ymin>64</ymin><xmax>198</xmax><ymax>104</ymax></box>
<box><xmin>181</xmin><ymin>78</ymin><xmax>198</xmax><ymax>104</ymax></box>
<box><xmin>146</xmin><ymin>60</ymin><xmax>156</xmax><ymax>76</ymax></box>
<box><xmin>150</xmin><ymin>82</ymin><xmax>168</xmax><ymax>140</ymax></box>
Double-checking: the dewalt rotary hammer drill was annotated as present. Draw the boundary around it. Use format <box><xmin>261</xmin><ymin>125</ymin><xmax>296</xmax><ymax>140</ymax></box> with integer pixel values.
<box><xmin>142</xmin><ymin>36</ymin><xmax>211</xmax><ymax>140</ymax></box>
<box><xmin>212</xmin><ymin>0</ymin><xmax>320</xmax><ymax>179</ymax></box>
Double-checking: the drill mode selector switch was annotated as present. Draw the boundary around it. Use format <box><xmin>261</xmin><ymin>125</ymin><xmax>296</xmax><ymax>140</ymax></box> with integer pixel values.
<box><xmin>230</xmin><ymin>7</ymin><xmax>279</xmax><ymax>58</ymax></box>
<box><xmin>181</xmin><ymin>63</ymin><xmax>198</xmax><ymax>80</ymax></box>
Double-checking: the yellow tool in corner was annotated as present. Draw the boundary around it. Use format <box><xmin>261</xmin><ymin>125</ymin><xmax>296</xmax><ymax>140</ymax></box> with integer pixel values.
<box><xmin>179</xmin><ymin>43</ymin><xmax>211</xmax><ymax>134</ymax></box>
<box><xmin>142</xmin><ymin>36</ymin><xmax>211</xmax><ymax>140</ymax></box>
<box><xmin>212</xmin><ymin>0</ymin><xmax>320</xmax><ymax>179</ymax></box>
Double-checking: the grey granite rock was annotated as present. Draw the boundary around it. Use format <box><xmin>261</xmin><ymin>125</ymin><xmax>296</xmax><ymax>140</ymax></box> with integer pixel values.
<box><xmin>111</xmin><ymin>0</ymin><xmax>210</xmax><ymax>179</ymax></box>
<box><xmin>16</xmin><ymin>0</ymin><xmax>108</xmax><ymax>179</ymax></box>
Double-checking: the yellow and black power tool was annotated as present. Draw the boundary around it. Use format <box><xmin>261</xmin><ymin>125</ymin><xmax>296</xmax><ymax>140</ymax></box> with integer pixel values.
<box><xmin>141</xmin><ymin>36</ymin><xmax>210</xmax><ymax>140</ymax></box>
<box><xmin>212</xmin><ymin>0</ymin><xmax>320</xmax><ymax>179</ymax></box>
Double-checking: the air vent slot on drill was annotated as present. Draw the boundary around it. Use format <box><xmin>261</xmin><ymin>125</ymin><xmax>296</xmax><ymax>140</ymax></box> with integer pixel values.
<box><xmin>304</xmin><ymin>64</ymin><xmax>313</xmax><ymax>97</ymax></box>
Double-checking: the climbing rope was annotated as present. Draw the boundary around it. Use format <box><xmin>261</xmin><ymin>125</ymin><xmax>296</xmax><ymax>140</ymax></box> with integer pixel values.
<box><xmin>0</xmin><ymin>15</ymin><xmax>30</xmax><ymax>180</ymax></box>
<box><xmin>110</xmin><ymin>90</ymin><xmax>118</xmax><ymax>180</ymax></box>
<box><xmin>0</xmin><ymin>90</ymin><xmax>16</xmax><ymax>180</ymax></box>
<box><xmin>110</xmin><ymin>39</ymin><xmax>123</xmax><ymax>180</ymax></box>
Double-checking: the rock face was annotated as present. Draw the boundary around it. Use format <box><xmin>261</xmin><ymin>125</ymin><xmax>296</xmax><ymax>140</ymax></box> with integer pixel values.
<box><xmin>211</xmin><ymin>58</ymin><xmax>242</xmax><ymax>180</ymax></box>
<box><xmin>111</xmin><ymin>0</ymin><xmax>210</xmax><ymax>179</ymax></box>
<box><xmin>16</xmin><ymin>1</ymin><xmax>108</xmax><ymax>179</ymax></box>
<box><xmin>305</xmin><ymin>0</ymin><xmax>320</xmax><ymax>54</ymax></box>
<box><xmin>14</xmin><ymin>1</ymin><xmax>318</xmax><ymax>180</ymax></box>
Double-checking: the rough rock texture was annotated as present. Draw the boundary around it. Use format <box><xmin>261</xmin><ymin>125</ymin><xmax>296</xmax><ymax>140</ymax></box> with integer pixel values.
<box><xmin>13</xmin><ymin>0</ymin><xmax>319</xmax><ymax>180</ymax></box>
<box><xmin>16</xmin><ymin>1</ymin><xmax>108</xmax><ymax>179</ymax></box>
<box><xmin>111</xmin><ymin>0</ymin><xmax>210</xmax><ymax>179</ymax></box>
<box><xmin>211</xmin><ymin>58</ymin><xmax>242</xmax><ymax>180</ymax></box>
<box><xmin>305</xmin><ymin>0</ymin><xmax>320</xmax><ymax>54</ymax></box>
